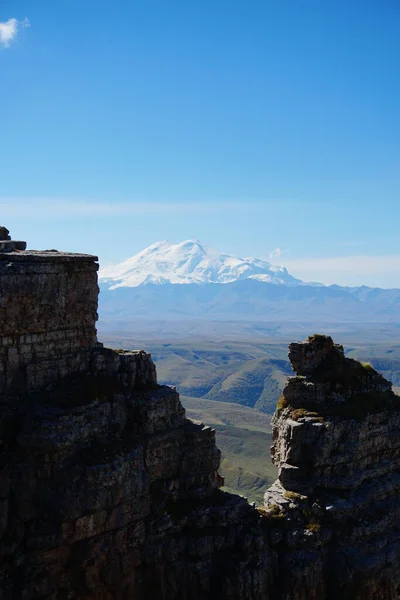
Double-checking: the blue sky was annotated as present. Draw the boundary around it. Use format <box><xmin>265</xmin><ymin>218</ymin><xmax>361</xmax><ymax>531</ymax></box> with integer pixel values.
<box><xmin>1</xmin><ymin>1</ymin><xmax>399</xmax><ymax>287</ymax></box>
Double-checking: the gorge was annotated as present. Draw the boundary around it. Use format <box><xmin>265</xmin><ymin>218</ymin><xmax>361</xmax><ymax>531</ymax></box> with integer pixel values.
<box><xmin>0</xmin><ymin>228</ymin><xmax>399</xmax><ymax>599</ymax></box>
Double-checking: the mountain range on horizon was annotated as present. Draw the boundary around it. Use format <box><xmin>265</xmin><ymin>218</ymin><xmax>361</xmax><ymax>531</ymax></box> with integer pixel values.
<box><xmin>98</xmin><ymin>240</ymin><xmax>400</xmax><ymax>326</ymax></box>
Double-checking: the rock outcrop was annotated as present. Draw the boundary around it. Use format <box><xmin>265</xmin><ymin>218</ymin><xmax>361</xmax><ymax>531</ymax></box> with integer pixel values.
<box><xmin>264</xmin><ymin>334</ymin><xmax>400</xmax><ymax>599</ymax></box>
<box><xmin>0</xmin><ymin>228</ymin><xmax>26</xmax><ymax>252</ymax></box>
<box><xmin>0</xmin><ymin>230</ymin><xmax>399</xmax><ymax>599</ymax></box>
<box><xmin>0</xmin><ymin>232</ymin><xmax>271</xmax><ymax>599</ymax></box>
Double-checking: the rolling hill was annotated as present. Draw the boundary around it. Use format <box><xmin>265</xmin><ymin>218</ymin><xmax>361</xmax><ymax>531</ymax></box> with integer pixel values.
<box><xmin>147</xmin><ymin>340</ymin><xmax>292</xmax><ymax>413</ymax></box>
<box><xmin>181</xmin><ymin>396</ymin><xmax>275</xmax><ymax>504</ymax></box>
<box><xmin>99</xmin><ymin>330</ymin><xmax>400</xmax><ymax>501</ymax></box>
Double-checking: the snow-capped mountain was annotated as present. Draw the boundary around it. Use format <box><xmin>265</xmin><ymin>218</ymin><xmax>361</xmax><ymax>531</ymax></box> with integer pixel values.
<box><xmin>97</xmin><ymin>239</ymin><xmax>400</xmax><ymax>327</ymax></box>
<box><xmin>99</xmin><ymin>239</ymin><xmax>303</xmax><ymax>289</ymax></box>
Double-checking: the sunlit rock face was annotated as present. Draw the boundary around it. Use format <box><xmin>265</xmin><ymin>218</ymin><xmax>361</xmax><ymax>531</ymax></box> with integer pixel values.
<box><xmin>0</xmin><ymin>229</ymin><xmax>399</xmax><ymax>599</ymax></box>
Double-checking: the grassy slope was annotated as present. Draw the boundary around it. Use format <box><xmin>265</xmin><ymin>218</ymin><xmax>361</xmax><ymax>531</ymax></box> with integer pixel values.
<box><xmin>99</xmin><ymin>330</ymin><xmax>400</xmax><ymax>502</ymax></box>
<box><xmin>150</xmin><ymin>341</ymin><xmax>292</xmax><ymax>413</ymax></box>
<box><xmin>181</xmin><ymin>396</ymin><xmax>276</xmax><ymax>504</ymax></box>
<box><xmin>345</xmin><ymin>344</ymin><xmax>400</xmax><ymax>388</ymax></box>
<box><xmin>101</xmin><ymin>332</ymin><xmax>400</xmax><ymax>412</ymax></box>
<box><xmin>153</xmin><ymin>340</ymin><xmax>400</xmax><ymax>413</ymax></box>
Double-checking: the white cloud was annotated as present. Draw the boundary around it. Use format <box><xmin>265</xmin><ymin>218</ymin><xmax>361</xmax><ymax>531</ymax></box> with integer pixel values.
<box><xmin>340</xmin><ymin>241</ymin><xmax>366</xmax><ymax>248</ymax></box>
<box><xmin>279</xmin><ymin>255</ymin><xmax>400</xmax><ymax>288</ymax></box>
<box><xmin>0</xmin><ymin>17</ymin><xmax>30</xmax><ymax>48</ymax></box>
<box><xmin>269</xmin><ymin>247</ymin><xmax>283</xmax><ymax>260</ymax></box>
<box><xmin>2</xmin><ymin>198</ymin><xmax>397</xmax><ymax>288</ymax></box>
<box><xmin>0</xmin><ymin>199</ymin><xmax>294</xmax><ymax>217</ymax></box>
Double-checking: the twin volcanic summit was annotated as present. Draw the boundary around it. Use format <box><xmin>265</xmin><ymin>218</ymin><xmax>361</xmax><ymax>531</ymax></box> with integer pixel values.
<box><xmin>98</xmin><ymin>239</ymin><xmax>400</xmax><ymax>324</ymax></box>
<box><xmin>99</xmin><ymin>239</ymin><xmax>301</xmax><ymax>287</ymax></box>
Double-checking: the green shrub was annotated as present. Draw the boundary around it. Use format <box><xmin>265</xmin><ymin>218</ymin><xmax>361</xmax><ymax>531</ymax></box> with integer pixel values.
<box><xmin>277</xmin><ymin>395</ymin><xmax>288</xmax><ymax>410</ymax></box>
<box><xmin>306</xmin><ymin>521</ymin><xmax>321</xmax><ymax>533</ymax></box>
<box><xmin>361</xmin><ymin>362</ymin><xmax>374</xmax><ymax>370</ymax></box>
<box><xmin>283</xmin><ymin>490</ymin><xmax>303</xmax><ymax>501</ymax></box>
<box><xmin>262</xmin><ymin>503</ymin><xmax>286</xmax><ymax>519</ymax></box>
<box><xmin>289</xmin><ymin>408</ymin><xmax>324</xmax><ymax>422</ymax></box>
<box><xmin>307</xmin><ymin>333</ymin><xmax>330</xmax><ymax>343</ymax></box>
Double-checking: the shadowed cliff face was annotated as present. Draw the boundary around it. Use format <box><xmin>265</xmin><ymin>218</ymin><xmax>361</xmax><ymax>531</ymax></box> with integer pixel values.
<box><xmin>264</xmin><ymin>334</ymin><xmax>400</xmax><ymax>600</ymax></box>
<box><xmin>0</xmin><ymin>231</ymin><xmax>272</xmax><ymax>600</ymax></box>
<box><xmin>0</xmin><ymin>229</ymin><xmax>399</xmax><ymax>599</ymax></box>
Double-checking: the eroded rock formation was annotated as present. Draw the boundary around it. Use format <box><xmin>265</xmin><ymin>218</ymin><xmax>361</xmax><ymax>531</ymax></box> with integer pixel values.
<box><xmin>0</xmin><ymin>230</ymin><xmax>399</xmax><ymax>599</ymax></box>
<box><xmin>0</xmin><ymin>231</ymin><xmax>271</xmax><ymax>599</ymax></box>
<box><xmin>264</xmin><ymin>334</ymin><xmax>400</xmax><ymax>599</ymax></box>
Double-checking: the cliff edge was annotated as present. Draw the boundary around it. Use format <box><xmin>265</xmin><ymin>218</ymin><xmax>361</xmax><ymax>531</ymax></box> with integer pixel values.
<box><xmin>0</xmin><ymin>229</ymin><xmax>399</xmax><ymax>599</ymax></box>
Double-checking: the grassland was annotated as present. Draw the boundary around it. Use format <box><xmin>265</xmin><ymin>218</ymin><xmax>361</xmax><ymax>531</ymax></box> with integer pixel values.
<box><xmin>99</xmin><ymin>327</ymin><xmax>400</xmax><ymax>502</ymax></box>
<box><xmin>146</xmin><ymin>340</ymin><xmax>293</xmax><ymax>413</ymax></box>
<box><xmin>181</xmin><ymin>396</ymin><xmax>275</xmax><ymax>504</ymax></box>
<box><xmin>100</xmin><ymin>329</ymin><xmax>400</xmax><ymax>414</ymax></box>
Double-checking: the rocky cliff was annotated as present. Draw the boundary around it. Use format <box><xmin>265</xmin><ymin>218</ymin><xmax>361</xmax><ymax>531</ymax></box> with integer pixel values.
<box><xmin>264</xmin><ymin>334</ymin><xmax>400</xmax><ymax>599</ymax></box>
<box><xmin>0</xmin><ymin>229</ymin><xmax>399</xmax><ymax>599</ymax></box>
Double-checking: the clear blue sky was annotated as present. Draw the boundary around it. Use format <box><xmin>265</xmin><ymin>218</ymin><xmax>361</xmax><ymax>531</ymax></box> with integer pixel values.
<box><xmin>1</xmin><ymin>1</ymin><xmax>399</xmax><ymax>287</ymax></box>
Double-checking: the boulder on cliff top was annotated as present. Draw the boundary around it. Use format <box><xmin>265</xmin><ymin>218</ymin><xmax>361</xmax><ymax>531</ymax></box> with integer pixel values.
<box><xmin>288</xmin><ymin>334</ymin><xmax>344</xmax><ymax>376</ymax></box>
<box><xmin>0</xmin><ymin>227</ymin><xmax>11</xmax><ymax>240</ymax></box>
<box><xmin>283</xmin><ymin>333</ymin><xmax>396</xmax><ymax>418</ymax></box>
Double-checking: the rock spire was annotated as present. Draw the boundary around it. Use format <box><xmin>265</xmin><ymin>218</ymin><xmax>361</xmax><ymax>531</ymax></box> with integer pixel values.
<box><xmin>264</xmin><ymin>334</ymin><xmax>400</xmax><ymax>598</ymax></box>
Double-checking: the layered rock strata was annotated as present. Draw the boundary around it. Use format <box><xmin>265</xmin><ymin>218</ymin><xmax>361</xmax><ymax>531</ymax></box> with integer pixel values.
<box><xmin>264</xmin><ymin>334</ymin><xmax>400</xmax><ymax>599</ymax></box>
<box><xmin>0</xmin><ymin>233</ymin><xmax>272</xmax><ymax>599</ymax></box>
<box><xmin>0</xmin><ymin>229</ymin><xmax>399</xmax><ymax>599</ymax></box>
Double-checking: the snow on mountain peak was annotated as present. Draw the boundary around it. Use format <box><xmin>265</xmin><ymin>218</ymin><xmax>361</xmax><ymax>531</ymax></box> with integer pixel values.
<box><xmin>99</xmin><ymin>240</ymin><xmax>303</xmax><ymax>289</ymax></box>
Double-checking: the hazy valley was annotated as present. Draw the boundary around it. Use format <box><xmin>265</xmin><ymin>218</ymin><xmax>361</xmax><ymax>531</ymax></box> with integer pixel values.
<box><xmin>99</xmin><ymin>324</ymin><xmax>400</xmax><ymax>500</ymax></box>
<box><xmin>96</xmin><ymin>238</ymin><xmax>400</xmax><ymax>501</ymax></box>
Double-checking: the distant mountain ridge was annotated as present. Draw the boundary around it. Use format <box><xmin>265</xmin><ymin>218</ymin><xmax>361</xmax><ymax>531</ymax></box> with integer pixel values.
<box><xmin>99</xmin><ymin>239</ymin><xmax>303</xmax><ymax>288</ymax></box>
<box><xmin>98</xmin><ymin>240</ymin><xmax>400</xmax><ymax>325</ymax></box>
